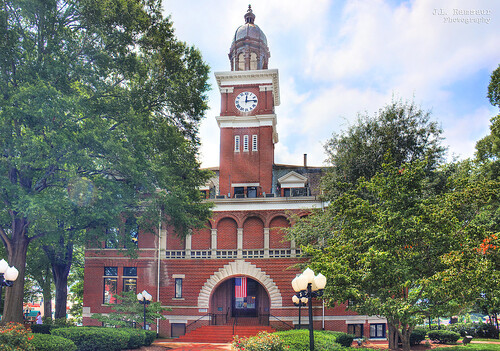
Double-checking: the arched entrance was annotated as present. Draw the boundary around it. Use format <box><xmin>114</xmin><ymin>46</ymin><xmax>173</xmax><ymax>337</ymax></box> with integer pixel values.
<box><xmin>211</xmin><ymin>277</ymin><xmax>270</xmax><ymax>325</ymax></box>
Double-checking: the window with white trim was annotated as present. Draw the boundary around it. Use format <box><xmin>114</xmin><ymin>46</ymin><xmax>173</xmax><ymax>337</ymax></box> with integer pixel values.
<box><xmin>243</xmin><ymin>135</ymin><xmax>249</xmax><ymax>151</ymax></box>
<box><xmin>252</xmin><ymin>135</ymin><xmax>258</xmax><ymax>151</ymax></box>
<box><xmin>234</xmin><ymin>135</ymin><xmax>240</xmax><ymax>152</ymax></box>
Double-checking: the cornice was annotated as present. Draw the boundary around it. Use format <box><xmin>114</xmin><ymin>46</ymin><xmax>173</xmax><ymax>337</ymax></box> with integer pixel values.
<box><xmin>214</xmin><ymin>69</ymin><xmax>280</xmax><ymax>106</ymax></box>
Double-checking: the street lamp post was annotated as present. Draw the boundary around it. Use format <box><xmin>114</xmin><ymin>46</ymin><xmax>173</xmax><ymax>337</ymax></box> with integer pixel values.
<box><xmin>292</xmin><ymin>295</ymin><xmax>308</xmax><ymax>329</ymax></box>
<box><xmin>137</xmin><ymin>290</ymin><xmax>152</xmax><ymax>330</ymax></box>
<box><xmin>0</xmin><ymin>259</ymin><xmax>19</xmax><ymax>309</ymax></box>
<box><xmin>291</xmin><ymin>268</ymin><xmax>327</xmax><ymax>351</ymax></box>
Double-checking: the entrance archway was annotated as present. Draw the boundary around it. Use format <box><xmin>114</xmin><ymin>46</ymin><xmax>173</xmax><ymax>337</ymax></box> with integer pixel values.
<box><xmin>210</xmin><ymin>277</ymin><xmax>270</xmax><ymax>325</ymax></box>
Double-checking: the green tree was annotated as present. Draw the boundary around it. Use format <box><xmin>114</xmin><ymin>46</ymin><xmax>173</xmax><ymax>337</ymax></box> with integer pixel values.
<box><xmin>0</xmin><ymin>0</ymin><xmax>212</xmax><ymax>323</ymax></box>
<box><xmin>91</xmin><ymin>291</ymin><xmax>166</xmax><ymax>328</ymax></box>
<box><xmin>322</xmin><ymin>99</ymin><xmax>445</xmax><ymax>200</ymax></box>
<box><xmin>289</xmin><ymin>160</ymin><xmax>499</xmax><ymax>351</ymax></box>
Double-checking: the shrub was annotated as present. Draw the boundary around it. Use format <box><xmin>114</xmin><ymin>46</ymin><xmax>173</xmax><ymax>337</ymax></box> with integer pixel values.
<box><xmin>144</xmin><ymin>330</ymin><xmax>157</xmax><ymax>346</ymax></box>
<box><xmin>0</xmin><ymin>322</ymin><xmax>36</xmax><ymax>351</ymax></box>
<box><xmin>30</xmin><ymin>324</ymin><xmax>53</xmax><ymax>335</ymax></box>
<box><xmin>410</xmin><ymin>328</ymin><xmax>427</xmax><ymax>346</ymax></box>
<box><xmin>29</xmin><ymin>333</ymin><xmax>77</xmax><ymax>351</ymax></box>
<box><xmin>233</xmin><ymin>331</ymin><xmax>285</xmax><ymax>351</ymax></box>
<box><xmin>52</xmin><ymin>327</ymin><xmax>129</xmax><ymax>351</ymax></box>
<box><xmin>119</xmin><ymin>328</ymin><xmax>146</xmax><ymax>349</ymax></box>
<box><xmin>445</xmin><ymin>322</ymin><xmax>499</xmax><ymax>339</ymax></box>
<box><xmin>428</xmin><ymin>330</ymin><xmax>460</xmax><ymax>344</ymax></box>
<box><xmin>273</xmin><ymin>329</ymin><xmax>349</xmax><ymax>351</ymax></box>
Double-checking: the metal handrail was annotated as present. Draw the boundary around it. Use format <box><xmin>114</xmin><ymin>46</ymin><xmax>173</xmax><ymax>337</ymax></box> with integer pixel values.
<box><xmin>233</xmin><ymin>314</ymin><xmax>238</xmax><ymax>335</ymax></box>
<box><xmin>185</xmin><ymin>313</ymin><xmax>211</xmax><ymax>333</ymax></box>
<box><xmin>268</xmin><ymin>313</ymin><xmax>294</xmax><ymax>330</ymax></box>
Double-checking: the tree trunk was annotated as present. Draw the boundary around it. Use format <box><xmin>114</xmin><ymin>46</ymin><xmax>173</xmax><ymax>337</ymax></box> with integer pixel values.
<box><xmin>387</xmin><ymin>322</ymin><xmax>399</xmax><ymax>350</ymax></box>
<box><xmin>44</xmin><ymin>239</ymin><xmax>73</xmax><ymax>320</ymax></box>
<box><xmin>42</xmin><ymin>275</ymin><xmax>52</xmax><ymax>321</ymax></box>
<box><xmin>2</xmin><ymin>218</ymin><xmax>30</xmax><ymax>324</ymax></box>
<box><xmin>400</xmin><ymin>326</ymin><xmax>413</xmax><ymax>351</ymax></box>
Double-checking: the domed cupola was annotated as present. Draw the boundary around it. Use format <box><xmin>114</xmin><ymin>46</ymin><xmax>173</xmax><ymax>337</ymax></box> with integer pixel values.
<box><xmin>229</xmin><ymin>5</ymin><xmax>270</xmax><ymax>71</ymax></box>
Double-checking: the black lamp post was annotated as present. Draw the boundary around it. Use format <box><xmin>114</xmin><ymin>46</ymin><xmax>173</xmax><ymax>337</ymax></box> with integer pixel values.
<box><xmin>292</xmin><ymin>295</ymin><xmax>308</xmax><ymax>329</ymax></box>
<box><xmin>292</xmin><ymin>268</ymin><xmax>326</xmax><ymax>351</ymax></box>
<box><xmin>137</xmin><ymin>290</ymin><xmax>152</xmax><ymax>330</ymax></box>
<box><xmin>0</xmin><ymin>259</ymin><xmax>19</xmax><ymax>308</ymax></box>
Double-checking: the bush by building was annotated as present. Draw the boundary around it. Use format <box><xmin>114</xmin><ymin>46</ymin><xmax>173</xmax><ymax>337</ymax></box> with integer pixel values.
<box><xmin>29</xmin><ymin>333</ymin><xmax>77</xmax><ymax>351</ymax></box>
<box><xmin>410</xmin><ymin>328</ymin><xmax>427</xmax><ymax>346</ymax></box>
<box><xmin>52</xmin><ymin>327</ymin><xmax>129</xmax><ymax>351</ymax></box>
<box><xmin>0</xmin><ymin>322</ymin><xmax>36</xmax><ymax>351</ymax></box>
<box><xmin>428</xmin><ymin>330</ymin><xmax>461</xmax><ymax>344</ymax></box>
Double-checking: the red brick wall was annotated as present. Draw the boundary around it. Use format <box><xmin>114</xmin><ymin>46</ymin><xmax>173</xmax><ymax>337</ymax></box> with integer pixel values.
<box><xmin>166</xmin><ymin>229</ymin><xmax>184</xmax><ymax>250</ymax></box>
<box><xmin>191</xmin><ymin>223</ymin><xmax>211</xmax><ymax>250</ymax></box>
<box><xmin>219</xmin><ymin>126</ymin><xmax>274</xmax><ymax>196</ymax></box>
<box><xmin>269</xmin><ymin>216</ymin><xmax>290</xmax><ymax>248</ymax></box>
<box><xmin>243</xmin><ymin>216</ymin><xmax>264</xmax><ymax>249</ymax></box>
<box><xmin>217</xmin><ymin>217</ymin><xmax>237</xmax><ymax>249</ymax></box>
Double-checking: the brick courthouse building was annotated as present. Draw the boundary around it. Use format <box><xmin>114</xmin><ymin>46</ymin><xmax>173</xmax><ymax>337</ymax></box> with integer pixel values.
<box><xmin>82</xmin><ymin>6</ymin><xmax>386</xmax><ymax>339</ymax></box>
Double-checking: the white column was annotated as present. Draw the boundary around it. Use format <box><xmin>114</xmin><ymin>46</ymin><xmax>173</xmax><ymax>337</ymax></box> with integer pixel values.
<box><xmin>211</xmin><ymin>228</ymin><xmax>217</xmax><ymax>257</ymax></box>
<box><xmin>185</xmin><ymin>231</ymin><xmax>192</xmax><ymax>259</ymax></box>
<box><xmin>264</xmin><ymin>228</ymin><xmax>270</xmax><ymax>258</ymax></box>
<box><xmin>291</xmin><ymin>238</ymin><xmax>296</xmax><ymax>258</ymax></box>
<box><xmin>237</xmin><ymin>228</ymin><xmax>243</xmax><ymax>258</ymax></box>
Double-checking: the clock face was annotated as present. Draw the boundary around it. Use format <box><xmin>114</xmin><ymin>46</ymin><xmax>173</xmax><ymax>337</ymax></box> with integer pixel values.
<box><xmin>235</xmin><ymin>91</ymin><xmax>258</xmax><ymax>112</ymax></box>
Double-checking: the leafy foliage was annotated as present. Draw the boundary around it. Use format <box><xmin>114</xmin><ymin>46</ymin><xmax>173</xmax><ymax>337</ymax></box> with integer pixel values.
<box><xmin>289</xmin><ymin>159</ymin><xmax>499</xmax><ymax>351</ymax></box>
<box><xmin>322</xmin><ymin>99</ymin><xmax>445</xmax><ymax>201</ymax></box>
<box><xmin>0</xmin><ymin>0</ymin><xmax>212</xmax><ymax>322</ymax></box>
<box><xmin>28</xmin><ymin>333</ymin><xmax>77</xmax><ymax>351</ymax></box>
<box><xmin>428</xmin><ymin>330</ymin><xmax>461</xmax><ymax>344</ymax></box>
<box><xmin>233</xmin><ymin>331</ymin><xmax>286</xmax><ymax>351</ymax></box>
<box><xmin>51</xmin><ymin>327</ymin><xmax>129</xmax><ymax>351</ymax></box>
<box><xmin>0</xmin><ymin>322</ymin><xmax>35</xmax><ymax>351</ymax></box>
<box><xmin>91</xmin><ymin>290</ymin><xmax>167</xmax><ymax>328</ymax></box>
<box><xmin>271</xmin><ymin>329</ymin><xmax>354</xmax><ymax>351</ymax></box>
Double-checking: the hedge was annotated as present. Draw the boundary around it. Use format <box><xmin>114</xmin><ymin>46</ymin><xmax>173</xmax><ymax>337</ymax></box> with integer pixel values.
<box><xmin>119</xmin><ymin>328</ymin><xmax>146</xmax><ymax>349</ymax></box>
<box><xmin>30</xmin><ymin>324</ymin><xmax>53</xmax><ymax>334</ymax></box>
<box><xmin>428</xmin><ymin>330</ymin><xmax>461</xmax><ymax>344</ymax></box>
<box><xmin>29</xmin><ymin>333</ymin><xmax>77</xmax><ymax>351</ymax></box>
<box><xmin>273</xmin><ymin>329</ymin><xmax>355</xmax><ymax>350</ymax></box>
<box><xmin>144</xmin><ymin>330</ymin><xmax>157</xmax><ymax>346</ymax></box>
<box><xmin>410</xmin><ymin>328</ymin><xmax>427</xmax><ymax>346</ymax></box>
<box><xmin>52</xmin><ymin>327</ymin><xmax>129</xmax><ymax>351</ymax></box>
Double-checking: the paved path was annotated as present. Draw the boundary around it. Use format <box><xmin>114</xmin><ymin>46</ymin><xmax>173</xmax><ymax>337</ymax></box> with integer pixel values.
<box><xmin>153</xmin><ymin>340</ymin><xmax>232</xmax><ymax>350</ymax></box>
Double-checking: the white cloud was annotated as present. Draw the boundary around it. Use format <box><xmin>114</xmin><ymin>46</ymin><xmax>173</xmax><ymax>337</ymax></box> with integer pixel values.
<box><xmin>163</xmin><ymin>0</ymin><xmax>500</xmax><ymax>168</ymax></box>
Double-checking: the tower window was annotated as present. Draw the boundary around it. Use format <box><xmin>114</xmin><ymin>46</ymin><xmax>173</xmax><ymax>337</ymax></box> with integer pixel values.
<box><xmin>252</xmin><ymin>135</ymin><xmax>258</xmax><ymax>151</ymax></box>
<box><xmin>243</xmin><ymin>135</ymin><xmax>249</xmax><ymax>151</ymax></box>
<box><xmin>238</xmin><ymin>53</ymin><xmax>245</xmax><ymax>71</ymax></box>
<box><xmin>250</xmin><ymin>53</ymin><xmax>257</xmax><ymax>70</ymax></box>
<box><xmin>235</xmin><ymin>135</ymin><xmax>240</xmax><ymax>152</ymax></box>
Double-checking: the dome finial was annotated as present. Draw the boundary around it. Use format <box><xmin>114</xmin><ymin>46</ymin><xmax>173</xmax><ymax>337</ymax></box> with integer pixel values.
<box><xmin>244</xmin><ymin>4</ymin><xmax>255</xmax><ymax>24</ymax></box>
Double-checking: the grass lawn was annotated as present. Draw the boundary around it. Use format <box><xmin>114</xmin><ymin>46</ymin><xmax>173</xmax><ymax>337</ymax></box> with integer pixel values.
<box><xmin>433</xmin><ymin>341</ymin><xmax>500</xmax><ymax>351</ymax></box>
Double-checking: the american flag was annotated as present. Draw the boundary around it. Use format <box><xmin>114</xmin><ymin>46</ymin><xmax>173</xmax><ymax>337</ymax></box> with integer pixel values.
<box><xmin>235</xmin><ymin>277</ymin><xmax>247</xmax><ymax>298</ymax></box>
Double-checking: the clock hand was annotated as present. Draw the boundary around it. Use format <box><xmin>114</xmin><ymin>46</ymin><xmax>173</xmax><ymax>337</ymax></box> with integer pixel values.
<box><xmin>245</xmin><ymin>95</ymin><xmax>248</xmax><ymax>103</ymax></box>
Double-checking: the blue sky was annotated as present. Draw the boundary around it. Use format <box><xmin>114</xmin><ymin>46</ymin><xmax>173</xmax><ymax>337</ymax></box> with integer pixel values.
<box><xmin>162</xmin><ymin>0</ymin><xmax>500</xmax><ymax>167</ymax></box>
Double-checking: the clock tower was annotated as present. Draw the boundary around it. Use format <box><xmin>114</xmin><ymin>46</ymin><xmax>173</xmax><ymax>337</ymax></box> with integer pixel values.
<box><xmin>215</xmin><ymin>5</ymin><xmax>280</xmax><ymax>198</ymax></box>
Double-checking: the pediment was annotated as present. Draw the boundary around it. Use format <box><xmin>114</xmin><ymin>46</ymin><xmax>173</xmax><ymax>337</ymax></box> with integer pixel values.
<box><xmin>278</xmin><ymin>171</ymin><xmax>307</xmax><ymax>188</ymax></box>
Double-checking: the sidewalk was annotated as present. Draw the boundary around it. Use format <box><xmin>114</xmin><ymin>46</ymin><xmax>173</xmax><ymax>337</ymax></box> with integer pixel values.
<box><xmin>153</xmin><ymin>339</ymin><xmax>232</xmax><ymax>351</ymax></box>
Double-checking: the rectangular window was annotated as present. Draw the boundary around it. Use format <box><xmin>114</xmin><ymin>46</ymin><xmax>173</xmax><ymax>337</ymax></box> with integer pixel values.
<box><xmin>123</xmin><ymin>278</ymin><xmax>137</xmax><ymax>293</ymax></box>
<box><xmin>234</xmin><ymin>135</ymin><xmax>240</xmax><ymax>152</ymax></box>
<box><xmin>243</xmin><ymin>135</ymin><xmax>249</xmax><ymax>151</ymax></box>
<box><xmin>103</xmin><ymin>278</ymin><xmax>117</xmax><ymax>304</ymax></box>
<box><xmin>175</xmin><ymin>278</ymin><xmax>183</xmax><ymax>298</ymax></box>
<box><xmin>123</xmin><ymin>267</ymin><xmax>137</xmax><ymax>276</ymax></box>
<box><xmin>252</xmin><ymin>135</ymin><xmax>258</xmax><ymax>151</ymax></box>
<box><xmin>126</xmin><ymin>218</ymin><xmax>138</xmax><ymax>246</ymax></box>
<box><xmin>370</xmin><ymin>323</ymin><xmax>386</xmax><ymax>338</ymax></box>
<box><xmin>348</xmin><ymin>324</ymin><xmax>364</xmax><ymax>338</ymax></box>
<box><xmin>105</xmin><ymin>227</ymin><xmax>119</xmax><ymax>248</ymax></box>
<box><xmin>104</xmin><ymin>267</ymin><xmax>118</xmax><ymax>276</ymax></box>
